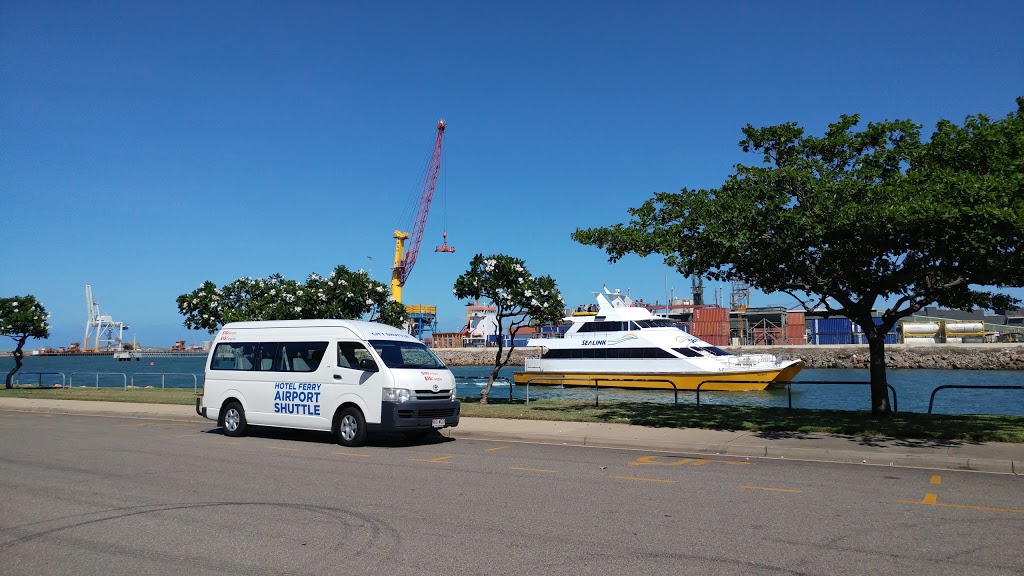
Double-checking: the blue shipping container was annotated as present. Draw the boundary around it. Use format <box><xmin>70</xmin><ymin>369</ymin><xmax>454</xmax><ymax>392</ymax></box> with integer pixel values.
<box><xmin>811</xmin><ymin>318</ymin><xmax>853</xmax><ymax>345</ymax></box>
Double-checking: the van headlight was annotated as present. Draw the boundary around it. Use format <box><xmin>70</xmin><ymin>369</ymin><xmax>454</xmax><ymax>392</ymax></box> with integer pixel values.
<box><xmin>449</xmin><ymin>387</ymin><xmax>456</xmax><ymax>401</ymax></box>
<box><xmin>383</xmin><ymin>388</ymin><xmax>411</xmax><ymax>403</ymax></box>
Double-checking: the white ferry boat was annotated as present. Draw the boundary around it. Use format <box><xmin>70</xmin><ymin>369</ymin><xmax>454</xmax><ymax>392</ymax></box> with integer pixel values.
<box><xmin>514</xmin><ymin>288</ymin><xmax>803</xmax><ymax>391</ymax></box>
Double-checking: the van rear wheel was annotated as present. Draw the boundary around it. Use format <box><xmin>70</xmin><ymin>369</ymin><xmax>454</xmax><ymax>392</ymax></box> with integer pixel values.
<box><xmin>222</xmin><ymin>402</ymin><xmax>247</xmax><ymax>437</ymax></box>
<box><xmin>336</xmin><ymin>407</ymin><xmax>367</xmax><ymax>447</ymax></box>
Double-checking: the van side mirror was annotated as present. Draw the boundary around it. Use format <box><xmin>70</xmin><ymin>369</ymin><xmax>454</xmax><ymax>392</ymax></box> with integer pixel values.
<box><xmin>358</xmin><ymin>358</ymin><xmax>379</xmax><ymax>372</ymax></box>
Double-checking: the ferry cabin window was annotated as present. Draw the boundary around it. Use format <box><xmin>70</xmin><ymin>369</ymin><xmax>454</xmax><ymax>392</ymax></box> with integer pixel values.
<box><xmin>673</xmin><ymin>347</ymin><xmax>702</xmax><ymax>357</ymax></box>
<box><xmin>210</xmin><ymin>341</ymin><xmax>328</xmax><ymax>372</ymax></box>
<box><xmin>576</xmin><ymin>319</ymin><xmax>677</xmax><ymax>332</ymax></box>
<box><xmin>369</xmin><ymin>340</ymin><xmax>446</xmax><ymax>369</ymax></box>
<box><xmin>634</xmin><ymin>319</ymin><xmax>677</xmax><ymax>329</ymax></box>
<box><xmin>697</xmin><ymin>346</ymin><xmax>730</xmax><ymax>356</ymax></box>
<box><xmin>541</xmin><ymin>347</ymin><xmax>675</xmax><ymax>359</ymax></box>
<box><xmin>576</xmin><ymin>321</ymin><xmax>634</xmax><ymax>333</ymax></box>
<box><xmin>337</xmin><ymin>341</ymin><xmax>372</xmax><ymax>369</ymax></box>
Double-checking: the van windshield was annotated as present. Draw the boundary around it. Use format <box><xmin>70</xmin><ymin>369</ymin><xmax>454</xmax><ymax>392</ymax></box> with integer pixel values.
<box><xmin>369</xmin><ymin>340</ymin><xmax>447</xmax><ymax>369</ymax></box>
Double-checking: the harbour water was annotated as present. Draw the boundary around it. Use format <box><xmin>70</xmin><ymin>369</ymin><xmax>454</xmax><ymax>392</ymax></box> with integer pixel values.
<box><xmin>3</xmin><ymin>355</ymin><xmax>1022</xmax><ymax>416</ymax></box>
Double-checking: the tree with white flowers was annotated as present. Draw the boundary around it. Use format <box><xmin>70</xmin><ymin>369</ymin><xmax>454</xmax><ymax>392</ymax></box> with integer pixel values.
<box><xmin>1</xmin><ymin>295</ymin><xmax>51</xmax><ymax>388</ymax></box>
<box><xmin>453</xmin><ymin>254</ymin><xmax>564</xmax><ymax>404</ymax></box>
<box><xmin>177</xmin><ymin>265</ymin><xmax>408</xmax><ymax>333</ymax></box>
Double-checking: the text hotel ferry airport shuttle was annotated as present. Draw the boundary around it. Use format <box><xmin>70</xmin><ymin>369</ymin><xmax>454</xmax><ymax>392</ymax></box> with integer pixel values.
<box><xmin>196</xmin><ymin>319</ymin><xmax>460</xmax><ymax>447</ymax></box>
<box><xmin>514</xmin><ymin>287</ymin><xmax>804</xmax><ymax>391</ymax></box>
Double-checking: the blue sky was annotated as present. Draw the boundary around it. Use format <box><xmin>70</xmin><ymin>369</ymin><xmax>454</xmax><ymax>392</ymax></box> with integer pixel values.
<box><xmin>2</xmin><ymin>1</ymin><xmax>1022</xmax><ymax>349</ymax></box>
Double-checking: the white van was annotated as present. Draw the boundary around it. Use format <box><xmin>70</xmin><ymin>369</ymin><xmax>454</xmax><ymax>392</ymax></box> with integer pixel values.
<box><xmin>196</xmin><ymin>319</ymin><xmax>460</xmax><ymax>446</ymax></box>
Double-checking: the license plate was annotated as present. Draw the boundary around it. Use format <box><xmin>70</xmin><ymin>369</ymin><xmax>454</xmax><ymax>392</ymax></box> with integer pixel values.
<box><xmin>431</xmin><ymin>418</ymin><xmax>445</xmax><ymax>428</ymax></box>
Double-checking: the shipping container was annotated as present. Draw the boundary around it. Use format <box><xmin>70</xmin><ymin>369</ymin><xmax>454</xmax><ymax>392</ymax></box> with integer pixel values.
<box><xmin>693</xmin><ymin>306</ymin><xmax>729</xmax><ymax>323</ymax></box>
<box><xmin>810</xmin><ymin>318</ymin><xmax>853</xmax><ymax>345</ymax></box>
<box><xmin>692</xmin><ymin>320</ymin><xmax>729</xmax><ymax>346</ymax></box>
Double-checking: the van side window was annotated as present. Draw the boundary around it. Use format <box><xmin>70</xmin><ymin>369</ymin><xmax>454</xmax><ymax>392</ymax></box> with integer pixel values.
<box><xmin>337</xmin><ymin>342</ymin><xmax>371</xmax><ymax>369</ymax></box>
<box><xmin>256</xmin><ymin>343</ymin><xmax>280</xmax><ymax>371</ymax></box>
<box><xmin>211</xmin><ymin>343</ymin><xmax>257</xmax><ymax>371</ymax></box>
<box><xmin>279</xmin><ymin>342</ymin><xmax>328</xmax><ymax>372</ymax></box>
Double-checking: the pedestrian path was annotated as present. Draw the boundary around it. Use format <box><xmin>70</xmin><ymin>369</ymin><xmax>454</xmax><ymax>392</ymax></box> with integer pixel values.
<box><xmin>2</xmin><ymin>397</ymin><xmax>1020</xmax><ymax>474</ymax></box>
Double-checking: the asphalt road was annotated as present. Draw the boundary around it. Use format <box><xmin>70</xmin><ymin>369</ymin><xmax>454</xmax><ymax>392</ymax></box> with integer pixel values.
<box><xmin>1</xmin><ymin>411</ymin><xmax>1022</xmax><ymax>576</ymax></box>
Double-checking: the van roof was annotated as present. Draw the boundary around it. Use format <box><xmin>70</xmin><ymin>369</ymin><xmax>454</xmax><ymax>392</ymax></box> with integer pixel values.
<box><xmin>219</xmin><ymin>319</ymin><xmax>419</xmax><ymax>341</ymax></box>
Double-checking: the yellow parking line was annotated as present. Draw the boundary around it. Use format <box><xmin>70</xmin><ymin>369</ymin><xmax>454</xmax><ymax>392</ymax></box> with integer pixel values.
<box><xmin>629</xmin><ymin>455</ymin><xmax>750</xmax><ymax>467</ymax></box>
<box><xmin>217</xmin><ymin>440</ymin><xmax>241</xmax><ymax>445</ymax></box>
<box><xmin>486</xmin><ymin>445</ymin><xmax>510</xmax><ymax>452</ymax></box>
<box><xmin>268</xmin><ymin>446</ymin><xmax>299</xmax><ymax>452</ymax></box>
<box><xmin>160</xmin><ymin>434</ymin><xmax>194</xmax><ymax>439</ymax></box>
<box><xmin>333</xmin><ymin>452</ymin><xmax>369</xmax><ymax>457</ymax></box>
<box><xmin>896</xmin><ymin>496</ymin><xmax>1024</xmax><ymax>514</ymax></box>
<box><xmin>115</xmin><ymin>422</ymin><xmax>193</xmax><ymax>428</ymax></box>
<box><xmin>411</xmin><ymin>455</ymin><xmax>455</xmax><ymax>463</ymax></box>
<box><xmin>610</xmin><ymin>475</ymin><xmax>676</xmax><ymax>484</ymax></box>
<box><xmin>930</xmin><ymin>475</ymin><xmax>941</xmax><ymax>485</ymax></box>
<box><xmin>740</xmin><ymin>485</ymin><xmax>801</xmax><ymax>493</ymax></box>
<box><xmin>511</xmin><ymin>467</ymin><xmax>558</xmax><ymax>473</ymax></box>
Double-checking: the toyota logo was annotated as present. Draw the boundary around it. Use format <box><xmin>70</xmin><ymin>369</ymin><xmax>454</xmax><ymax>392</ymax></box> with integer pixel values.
<box><xmin>432</xmin><ymin>384</ymin><xmax>439</xmax><ymax>392</ymax></box>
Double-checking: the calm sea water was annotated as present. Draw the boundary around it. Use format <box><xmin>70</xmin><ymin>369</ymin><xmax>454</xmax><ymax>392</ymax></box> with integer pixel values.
<box><xmin>3</xmin><ymin>355</ymin><xmax>1022</xmax><ymax>416</ymax></box>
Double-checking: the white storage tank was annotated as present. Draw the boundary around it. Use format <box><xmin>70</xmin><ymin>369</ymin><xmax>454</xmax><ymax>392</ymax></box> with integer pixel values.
<box><xmin>944</xmin><ymin>322</ymin><xmax>984</xmax><ymax>335</ymax></box>
<box><xmin>902</xmin><ymin>322</ymin><xmax>941</xmax><ymax>335</ymax></box>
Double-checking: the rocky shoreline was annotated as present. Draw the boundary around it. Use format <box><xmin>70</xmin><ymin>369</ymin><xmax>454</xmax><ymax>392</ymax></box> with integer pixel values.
<box><xmin>435</xmin><ymin>344</ymin><xmax>1024</xmax><ymax>370</ymax></box>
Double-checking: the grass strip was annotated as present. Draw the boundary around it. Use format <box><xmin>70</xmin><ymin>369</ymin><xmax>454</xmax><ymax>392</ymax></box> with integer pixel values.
<box><xmin>3</xmin><ymin>386</ymin><xmax>1023</xmax><ymax>443</ymax></box>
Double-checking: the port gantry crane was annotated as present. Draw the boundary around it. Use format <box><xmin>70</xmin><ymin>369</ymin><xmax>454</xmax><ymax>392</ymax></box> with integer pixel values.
<box><xmin>390</xmin><ymin>118</ymin><xmax>455</xmax><ymax>304</ymax></box>
<box><xmin>83</xmin><ymin>284</ymin><xmax>129</xmax><ymax>351</ymax></box>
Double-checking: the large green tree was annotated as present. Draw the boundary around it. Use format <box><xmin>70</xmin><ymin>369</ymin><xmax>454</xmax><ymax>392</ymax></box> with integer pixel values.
<box><xmin>453</xmin><ymin>254</ymin><xmax>565</xmax><ymax>404</ymax></box>
<box><xmin>1</xmin><ymin>295</ymin><xmax>51</xmax><ymax>388</ymax></box>
<box><xmin>177</xmin><ymin>265</ymin><xmax>408</xmax><ymax>333</ymax></box>
<box><xmin>573</xmin><ymin>99</ymin><xmax>1024</xmax><ymax>417</ymax></box>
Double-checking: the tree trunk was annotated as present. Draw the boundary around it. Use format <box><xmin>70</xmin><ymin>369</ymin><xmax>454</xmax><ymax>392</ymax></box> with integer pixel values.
<box><xmin>480</xmin><ymin>340</ymin><xmax>505</xmax><ymax>405</ymax></box>
<box><xmin>866</xmin><ymin>331</ymin><xmax>892</xmax><ymax>418</ymax></box>
<box><xmin>5</xmin><ymin>335</ymin><xmax>28</xmax><ymax>389</ymax></box>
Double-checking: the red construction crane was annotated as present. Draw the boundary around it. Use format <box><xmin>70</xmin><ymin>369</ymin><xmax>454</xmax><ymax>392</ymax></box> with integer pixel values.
<box><xmin>390</xmin><ymin>119</ymin><xmax>454</xmax><ymax>303</ymax></box>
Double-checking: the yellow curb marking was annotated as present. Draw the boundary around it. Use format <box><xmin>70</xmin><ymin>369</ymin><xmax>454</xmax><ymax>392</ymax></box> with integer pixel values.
<box><xmin>160</xmin><ymin>434</ymin><xmax>194</xmax><ymax>439</ymax></box>
<box><xmin>896</xmin><ymin>495</ymin><xmax>1024</xmax><ymax>514</ymax></box>
<box><xmin>740</xmin><ymin>485</ymin><xmax>802</xmax><ymax>493</ymax></box>
<box><xmin>115</xmin><ymin>423</ymin><xmax>193</xmax><ymax>428</ymax></box>
<box><xmin>629</xmin><ymin>455</ymin><xmax>750</xmax><ymax>467</ymax></box>
<box><xmin>930</xmin><ymin>475</ymin><xmax>941</xmax><ymax>485</ymax></box>
<box><xmin>486</xmin><ymin>446</ymin><xmax>510</xmax><ymax>452</ymax></box>
<box><xmin>511</xmin><ymin>467</ymin><xmax>558</xmax><ymax>473</ymax></box>
<box><xmin>333</xmin><ymin>452</ymin><xmax>369</xmax><ymax>457</ymax></box>
<box><xmin>217</xmin><ymin>441</ymin><xmax>241</xmax><ymax>445</ymax></box>
<box><xmin>268</xmin><ymin>446</ymin><xmax>299</xmax><ymax>452</ymax></box>
<box><xmin>610</xmin><ymin>475</ymin><xmax>677</xmax><ymax>484</ymax></box>
<box><xmin>411</xmin><ymin>455</ymin><xmax>455</xmax><ymax>463</ymax></box>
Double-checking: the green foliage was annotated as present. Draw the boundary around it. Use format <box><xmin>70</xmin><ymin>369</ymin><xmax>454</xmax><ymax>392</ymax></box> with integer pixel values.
<box><xmin>573</xmin><ymin>99</ymin><xmax>1024</xmax><ymax>416</ymax></box>
<box><xmin>177</xmin><ymin>265</ymin><xmax>408</xmax><ymax>333</ymax></box>
<box><xmin>0</xmin><ymin>295</ymin><xmax>50</xmax><ymax>342</ymax></box>
<box><xmin>1</xmin><ymin>294</ymin><xmax>51</xmax><ymax>387</ymax></box>
<box><xmin>453</xmin><ymin>254</ymin><xmax>565</xmax><ymax>330</ymax></box>
<box><xmin>453</xmin><ymin>254</ymin><xmax>564</xmax><ymax>402</ymax></box>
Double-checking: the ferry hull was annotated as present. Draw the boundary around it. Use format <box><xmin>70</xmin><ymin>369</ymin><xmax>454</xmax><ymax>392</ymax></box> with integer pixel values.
<box><xmin>513</xmin><ymin>362</ymin><xmax>804</xmax><ymax>391</ymax></box>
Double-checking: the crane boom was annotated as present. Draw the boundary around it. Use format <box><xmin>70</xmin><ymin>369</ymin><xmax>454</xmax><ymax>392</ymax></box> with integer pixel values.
<box><xmin>391</xmin><ymin>119</ymin><xmax>449</xmax><ymax>303</ymax></box>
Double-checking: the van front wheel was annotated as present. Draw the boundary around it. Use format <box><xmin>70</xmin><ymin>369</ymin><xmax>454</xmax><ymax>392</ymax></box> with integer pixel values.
<box><xmin>336</xmin><ymin>407</ymin><xmax>367</xmax><ymax>447</ymax></box>
<box><xmin>222</xmin><ymin>402</ymin><xmax>247</xmax><ymax>437</ymax></box>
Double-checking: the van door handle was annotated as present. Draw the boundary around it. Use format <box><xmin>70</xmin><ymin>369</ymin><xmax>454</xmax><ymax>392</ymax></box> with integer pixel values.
<box><xmin>333</xmin><ymin>374</ymin><xmax>342</xmax><ymax>380</ymax></box>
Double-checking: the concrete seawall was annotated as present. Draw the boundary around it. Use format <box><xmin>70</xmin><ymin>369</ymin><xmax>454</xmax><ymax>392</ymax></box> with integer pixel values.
<box><xmin>435</xmin><ymin>344</ymin><xmax>1024</xmax><ymax>370</ymax></box>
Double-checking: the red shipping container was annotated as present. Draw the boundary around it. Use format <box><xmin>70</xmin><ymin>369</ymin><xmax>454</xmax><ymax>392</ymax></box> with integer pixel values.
<box><xmin>694</xmin><ymin>306</ymin><xmax>729</xmax><ymax>323</ymax></box>
<box><xmin>692</xmin><ymin>320</ymin><xmax>729</xmax><ymax>346</ymax></box>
